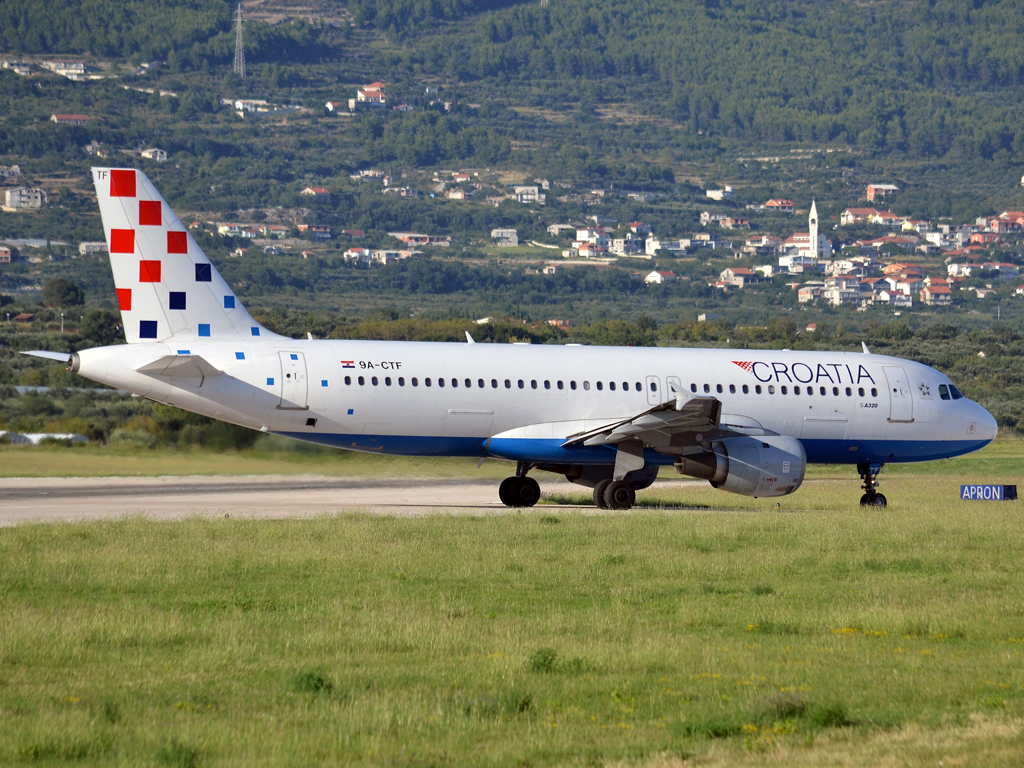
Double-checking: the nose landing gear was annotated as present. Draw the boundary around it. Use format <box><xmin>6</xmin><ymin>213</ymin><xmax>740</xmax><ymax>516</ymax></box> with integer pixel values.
<box><xmin>858</xmin><ymin>462</ymin><xmax>887</xmax><ymax>507</ymax></box>
<box><xmin>498</xmin><ymin>462</ymin><xmax>541</xmax><ymax>507</ymax></box>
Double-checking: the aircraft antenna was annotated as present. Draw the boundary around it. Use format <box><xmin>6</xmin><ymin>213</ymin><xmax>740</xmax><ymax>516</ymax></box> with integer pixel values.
<box><xmin>234</xmin><ymin>3</ymin><xmax>246</xmax><ymax>78</ymax></box>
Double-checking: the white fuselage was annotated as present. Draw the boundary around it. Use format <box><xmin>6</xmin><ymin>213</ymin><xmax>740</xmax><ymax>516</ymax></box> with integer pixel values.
<box><xmin>73</xmin><ymin>339</ymin><xmax>997</xmax><ymax>468</ymax></box>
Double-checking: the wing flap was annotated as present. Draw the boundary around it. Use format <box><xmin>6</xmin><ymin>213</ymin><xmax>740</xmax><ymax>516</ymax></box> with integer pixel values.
<box><xmin>564</xmin><ymin>392</ymin><xmax>723</xmax><ymax>448</ymax></box>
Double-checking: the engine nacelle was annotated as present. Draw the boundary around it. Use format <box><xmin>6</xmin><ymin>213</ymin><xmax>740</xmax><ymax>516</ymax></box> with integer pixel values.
<box><xmin>674</xmin><ymin>435</ymin><xmax>806</xmax><ymax>497</ymax></box>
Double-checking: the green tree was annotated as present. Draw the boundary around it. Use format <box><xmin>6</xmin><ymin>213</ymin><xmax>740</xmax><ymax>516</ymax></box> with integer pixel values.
<box><xmin>42</xmin><ymin>278</ymin><xmax>85</xmax><ymax>308</ymax></box>
<box><xmin>78</xmin><ymin>309</ymin><xmax>123</xmax><ymax>345</ymax></box>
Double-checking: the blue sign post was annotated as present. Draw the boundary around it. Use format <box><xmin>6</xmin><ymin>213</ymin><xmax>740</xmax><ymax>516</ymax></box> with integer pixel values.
<box><xmin>960</xmin><ymin>485</ymin><xmax>1018</xmax><ymax>501</ymax></box>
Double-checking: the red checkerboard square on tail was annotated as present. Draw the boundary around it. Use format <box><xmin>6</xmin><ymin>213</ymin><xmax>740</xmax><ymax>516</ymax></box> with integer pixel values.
<box><xmin>116</xmin><ymin>288</ymin><xmax>132</xmax><ymax>311</ymax></box>
<box><xmin>109</xmin><ymin>229</ymin><xmax>135</xmax><ymax>254</ymax></box>
<box><xmin>110</xmin><ymin>169</ymin><xmax>136</xmax><ymax>197</ymax></box>
<box><xmin>138</xmin><ymin>200</ymin><xmax>161</xmax><ymax>226</ymax></box>
<box><xmin>167</xmin><ymin>231</ymin><xmax>188</xmax><ymax>254</ymax></box>
<box><xmin>139</xmin><ymin>260</ymin><xmax>162</xmax><ymax>282</ymax></box>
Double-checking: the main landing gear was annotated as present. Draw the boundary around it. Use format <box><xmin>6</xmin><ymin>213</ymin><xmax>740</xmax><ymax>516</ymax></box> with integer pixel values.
<box><xmin>498</xmin><ymin>462</ymin><xmax>541</xmax><ymax>507</ymax></box>
<box><xmin>593</xmin><ymin>479</ymin><xmax>636</xmax><ymax>510</ymax></box>
<box><xmin>858</xmin><ymin>462</ymin><xmax>887</xmax><ymax>508</ymax></box>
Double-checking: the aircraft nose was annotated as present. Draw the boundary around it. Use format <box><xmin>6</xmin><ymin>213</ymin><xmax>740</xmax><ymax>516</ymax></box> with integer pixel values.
<box><xmin>969</xmin><ymin>401</ymin><xmax>998</xmax><ymax>443</ymax></box>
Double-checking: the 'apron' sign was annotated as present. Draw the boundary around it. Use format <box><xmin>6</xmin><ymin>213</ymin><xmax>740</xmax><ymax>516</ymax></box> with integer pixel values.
<box><xmin>960</xmin><ymin>484</ymin><xmax>1018</xmax><ymax>501</ymax></box>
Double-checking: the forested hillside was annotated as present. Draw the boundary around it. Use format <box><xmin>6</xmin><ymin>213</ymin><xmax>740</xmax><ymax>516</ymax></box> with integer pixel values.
<box><xmin>0</xmin><ymin>0</ymin><xmax>341</xmax><ymax>66</ymax></box>
<box><xmin>445</xmin><ymin>0</ymin><xmax>1024</xmax><ymax>161</ymax></box>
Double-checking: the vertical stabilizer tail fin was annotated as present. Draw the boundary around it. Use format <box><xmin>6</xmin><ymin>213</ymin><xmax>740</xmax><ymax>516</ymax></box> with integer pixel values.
<box><xmin>91</xmin><ymin>167</ymin><xmax>275</xmax><ymax>343</ymax></box>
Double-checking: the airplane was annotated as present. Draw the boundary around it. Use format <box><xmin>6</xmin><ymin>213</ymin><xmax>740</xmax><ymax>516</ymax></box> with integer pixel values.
<box><xmin>25</xmin><ymin>168</ymin><xmax>997</xmax><ymax>509</ymax></box>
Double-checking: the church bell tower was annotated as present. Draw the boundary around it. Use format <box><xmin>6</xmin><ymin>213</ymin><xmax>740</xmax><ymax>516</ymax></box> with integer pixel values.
<box><xmin>809</xmin><ymin>199</ymin><xmax>819</xmax><ymax>259</ymax></box>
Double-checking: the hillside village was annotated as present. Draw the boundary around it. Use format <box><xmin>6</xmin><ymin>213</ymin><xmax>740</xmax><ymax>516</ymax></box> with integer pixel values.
<box><xmin>1</xmin><ymin>65</ymin><xmax>1023</xmax><ymax>322</ymax></box>
<box><xmin>3</xmin><ymin>150</ymin><xmax>1024</xmax><ymax>316</ymax></box>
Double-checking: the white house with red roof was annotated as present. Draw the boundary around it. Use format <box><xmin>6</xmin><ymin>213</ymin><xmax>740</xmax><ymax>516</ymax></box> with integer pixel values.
<box><xmin>301</xmin><ymin>186</ymin><xmax>331</xmax><ymax>201</ymax></box>
<box><xmin>840</xmin><ymin>207</ymin><xmax>877</xmax><ymax>225</ymax></box>
<box><xmin>921</xmin><ymin>285</ymin><xmax>952</xmax><ymax>305</ymax></box>
<box><xmin>869</xmin><ymin>210</ymin><xmax>902</xmax><ymax>226</ymax></box>
<box><xmin>645</xmin><ymin>270</ymin><xmax>677</xmax><ymax>284</ymax></box>
<box><xmin>765</xmin><ymin>198</ymin><xmax>795</xmax><ymax>214</ymax></box>
<box><xmin>349</xmin><ymin>81</ymin><xmax>387</xmax><ymax>111</ymax></box>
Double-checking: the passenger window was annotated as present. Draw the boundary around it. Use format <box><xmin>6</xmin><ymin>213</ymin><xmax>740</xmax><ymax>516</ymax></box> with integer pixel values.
<box><xmin>596</xmin><ymin>381</ymin><xmax>603</xmax><ymax>391</ymax></box>
<box><xmin>845</xmin><ymin>387</ymin><xmax>852</xmax><ymax>396</ymax></box>
<box><xmin>426</xmin><ymin>378</ymin><xmax>432</xmax><ymax>387</ymax></box>
<box><xmin>858</xmin><ymin>387</ymin><xmax>864</xmax><ymax>397</ymax></box>
<box><xmin>385</xmin><ymin>377</ymin><xmax>391</xmax><ymax>386</ymax></box>
<box><xmin>832</xmin><ymin>387</ymin><xmax>839</xmax><ymax>396</ymax></box>
<box><xmin>650</xmin><ymin>382</ymin><xmax>657</xmax><ymax>392</ymax></box>
<box><xmin>451</xmin><ymin>378</ymin><xmax>457</xmax><ymax>387</ymax></box>
<box><xmin>768</xmin><ymin>385</ymin><xmax>775</xmax><ymax>394</ymax></box>
<box><xmin>412</xmin><ymin>377</ymin><xmax>419</xmax><ymax>387</ymax></box>
<box><xmin>465</xmin><ymin>378</ymin><xmax>471</xmax><ymax>388</ymax></box>
<box><xmin>345</xmin><ymin>375</ymin><xmax>351</xmax><ymax>385</ymax></box>
<box><xmin>531</xmin><ymin>380</ymin><xmax>538</xmax><ymax>389</ymax></box>
<box><xmin>742</xmin><ymin>384</ymin><xmax>749</xmax><ymax>394</ymax></box>
<box><xmin>557</xmin><ymin>381</ymin><xmax>564</xmax><ymax>390</ymax></box>
<box><xmin>491</xmin><ymin>379</ymin><xmax>497</xmax><ymax>388</ymax></box>
<box><xmin>729</xmin><ymin>384</ymin><xmax>735</xmax><ymax>393</ymax></box>
<box><xmin>571</xmin><ymin>381</ymin><xmax>577</xmax><ymax>390</ymax></box>
<box><xmin>622</xmin><ymin>382</ymin><xmax>628</xmax><ymax>391</ymax></box>
<box><xmin>819</xmin><ymin>386</ymin><xmax>825</xmax><ymax>395</ymax></box>
<box><xmin>478</xmin><ymin>379</ymin><xmax>484</xmax><ymax>388</ymax></box>
<box><xmin>691</xmin><ymin>383</ymin><xmax>697</xmax><ymax>393</ymax></box>
<box><xmin>372</xmin><ymin>376</ymin><xmax>378</xmax><ymax>386</ymax></box>
<box><xmin>438</xmin><ymin>378</ymin><xmax>445</xmax><ymax>388</ymax></box>
<box><xmin>518</xmin><ymin>380</ymin><xmax>525</xmax><ymax>389</ymax></box>
<box><xmin>794</xmin><ymin>386</ymin><xmax>800</xmax><ymax>395</ymax></box>
<box><xmin>939</xmin><ymin>384</ymin><xmax>950</xmax><ymax>400</ymax></box>
<box><xmin>871</xmin><ymin>387</ymin><xmax>877</xmax><ymax>397</ymax></box>
<box><xmin>755</xmin><ymin>385</ymin><xmax>762</xmax><ymax>394</ymax></box>
<box><xmin>545</xmin><ymin>380</ymin><xmax>551</xmax><ymax>389</ymax></box>
<box><xmin>583</xmin><ymin>381</ymin><xmax>591</xmax><ymax>391</ymax></box>
<box><xmin>358</xmin><ymin>376</ymin><xmax>365</xmax><ymax>385</ymax></box>
<box><xmin>609</xmin><ymin>381</ymin><xmax>616</xmax><ymax>391</ymax></box>
<box><xmin>703</xmin><ymin>383</ymin><xmax>710</xmax><ymax>393</ymax></box>
<box><xmin>504</xmin><ymin>379</ymin><xmax>511</xmax><ymax>389</ymax></box>
<box><xmin>781</xmin><ymin>386</ymin><xmax>787</xmax><ymax>395</ymax></box>
<box><xmin>716</xmin><ymin>384</ymin><xmax>723</xmax><ymax>393</ymax></box>
<box><xmin>398</xmin><ymin>377</ymin><xmax>405</xmax><ymax>386</ymax></box>
<box><xmin>635</xmin><ymin>382</ymin><xmax>642</xmax><ymax>391</ymax></box>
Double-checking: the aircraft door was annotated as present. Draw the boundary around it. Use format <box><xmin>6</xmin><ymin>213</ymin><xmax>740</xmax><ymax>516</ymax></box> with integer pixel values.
<box><xmin>278</xmin><ymin>352</ymin><xmax>309</xmax><ymax>410</ymax></box>
<box><xmin>883</xmin><ymin>365</ymin><xmax>913</xmax><ymax>422</ymax></box>
<box><xmin>646</xmin><ymin>375</ymin><xmax>662</xmax><ymax>405</ymax></box>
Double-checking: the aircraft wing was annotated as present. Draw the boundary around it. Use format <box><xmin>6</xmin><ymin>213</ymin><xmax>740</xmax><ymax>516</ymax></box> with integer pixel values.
<box><xmin>135</xmin><ymin>354</ymin><xmax>222</xmax><ymax>379</ymax></box>
<box><xmin>562</xmin><ymin>391</ymin><xmax>722</xmax><ymax>449</ymax></box>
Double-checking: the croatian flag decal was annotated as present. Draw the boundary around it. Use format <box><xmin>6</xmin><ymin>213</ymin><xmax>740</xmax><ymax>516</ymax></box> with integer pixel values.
<box><xmin>341</xmin><ymin>360</ymin><xmax>356</xmax><ymax>368</ymax></box>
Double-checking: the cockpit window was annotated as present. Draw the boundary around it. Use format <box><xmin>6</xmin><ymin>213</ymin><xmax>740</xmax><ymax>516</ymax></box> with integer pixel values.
<box><xmin>950</xmin><ymin>384</ymin><xmax>964</xmax><ymax>400</ymax></box>
<box><xmin>939</xmin><ymin>384</ymin><xmax>950</xmax><ymax>401</ymax></box>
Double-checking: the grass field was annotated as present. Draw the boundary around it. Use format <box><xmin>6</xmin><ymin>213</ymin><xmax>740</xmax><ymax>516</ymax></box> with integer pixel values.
<box><xmin>1</xmin><ymin>441</ymin><xmax>1023</xmax><ymax>766</ymax></box>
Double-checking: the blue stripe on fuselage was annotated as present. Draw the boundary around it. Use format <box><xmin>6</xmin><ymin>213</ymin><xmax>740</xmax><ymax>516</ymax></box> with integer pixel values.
<box><xmin>272</xmin><ymin>432</ymin><xmax>993</xmax><ymax>466</ymax></box>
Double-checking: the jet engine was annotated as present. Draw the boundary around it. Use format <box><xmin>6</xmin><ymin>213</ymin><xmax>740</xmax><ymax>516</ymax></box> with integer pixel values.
<box><xmin>674</xmin><ymin>435</ymin><xmax>806</xmax><ymax>497</ymax></box>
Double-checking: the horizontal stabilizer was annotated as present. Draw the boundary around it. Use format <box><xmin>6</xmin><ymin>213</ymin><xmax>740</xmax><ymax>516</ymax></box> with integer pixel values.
<box><xmin>135</xmin><ymin>354</ymin><xmax>222</xmax><ymax>379</ymax></box>
<box><xmin>21</xmin><ymin>350</ymin><xmax>72</xmax><ymax>362</ymax></box>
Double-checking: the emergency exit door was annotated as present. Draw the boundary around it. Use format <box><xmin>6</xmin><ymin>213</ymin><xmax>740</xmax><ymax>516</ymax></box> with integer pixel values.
<box><xmin>883</xmin><ymin>365</ymin><xmax>913</xmax><ymax>422</ymax></box>
<box><xmin>646</xmin><ymin>375</ymin><xmax>662</xmax><ymax>405</ymax></box>
<box><xmin>278</xmin><ymin>352</ymin><xmax>309</xmax><ymax>410</ymax></box>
